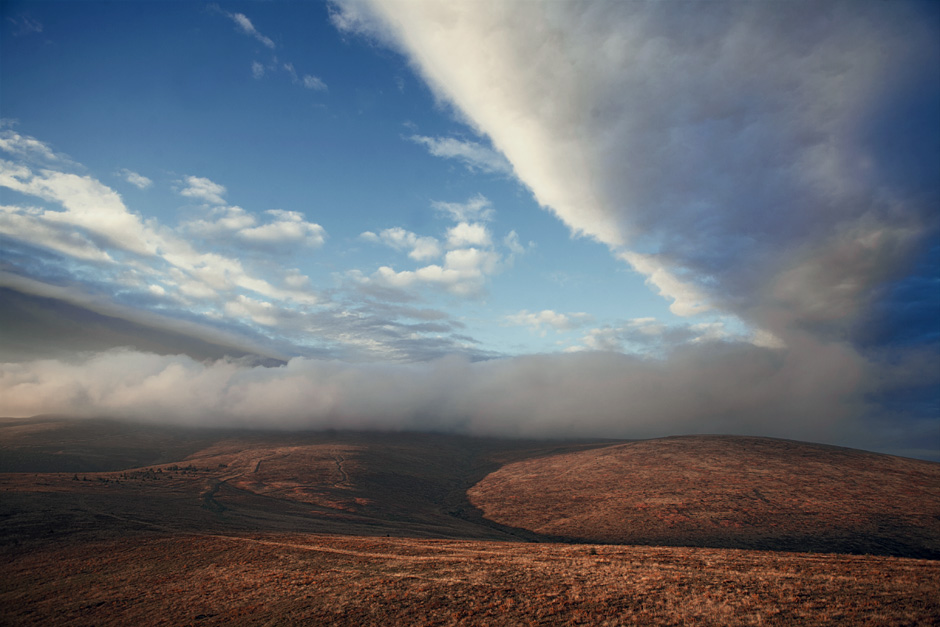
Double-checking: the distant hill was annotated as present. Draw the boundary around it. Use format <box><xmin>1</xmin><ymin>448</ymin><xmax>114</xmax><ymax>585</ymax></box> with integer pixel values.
<box><xmin>0</xmin><ymin>417</ymin><xmax>614</xmax><ymax>543</ymax></box>
<box><xmin>3</xmin><ymin>420</ymin><xmax>938</xmax><ymax>558</ymax></box>
<box><xmin>468</xmin><ymin>435</ymin><xmax>940</xmax><ymax>558</ymax></box>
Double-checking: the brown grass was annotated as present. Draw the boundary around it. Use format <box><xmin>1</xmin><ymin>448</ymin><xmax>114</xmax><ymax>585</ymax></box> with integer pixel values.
<box><xmin>0</xmin><ymin>421</ymin><xmax>607</xmax><ymax>546</ymax></box>
<box><xmin>2</xmin><ymin>532</ymin><xmax>938</xmax><ymax>626</ymax></box>
<box><xmin>469</xmin><ymin>435</ymin><xmax>940</xmax><ymax>557</ymax></box>
<box><xmin>2</xmin><ymin>421</ymin><xmax>939</xmax><ymax>625</ymax></box>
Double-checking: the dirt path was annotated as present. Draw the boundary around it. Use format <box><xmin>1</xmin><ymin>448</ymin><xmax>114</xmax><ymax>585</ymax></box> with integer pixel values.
<box><xmin>202</xmin><ymin>451</ymin><xmax>289</xmax><ymax>513</ymax></box>
<box><xmin>75</xmin><ymin>496</ymin><xmax>184</xmax><ymax>534</ymax></box>
<box><xmin>333</xmin><ymin>455</ymin><xmax>349</xmax><ymax>487</ymax></box>
<box><xmin>203</xmin><ymin>532</ymin><xmax>510</xmax><ymax>563</ymax></box>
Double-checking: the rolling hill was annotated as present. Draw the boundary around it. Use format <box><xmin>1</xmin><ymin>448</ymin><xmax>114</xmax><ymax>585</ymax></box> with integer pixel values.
<box><xmin>0</xmin><ymin>416</ymin><xmax>611</xmax><ymax>544</ymax></box>
<box><xmin>468</xmin><ymin>435</ymin><xmax>940</xmax><ymax>558</ymax></box>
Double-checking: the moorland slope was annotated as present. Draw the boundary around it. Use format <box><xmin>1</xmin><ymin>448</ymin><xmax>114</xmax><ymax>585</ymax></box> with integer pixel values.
<box><xmin>0</xmin><ymin>417</ymin><xmax>611</xmax><ymax>544</ymax></box>
<box><xmin>4</xmin><ymin>532</ymin><xmax>938</xmax><ymax>626</ymax></box>
<box><xmin>469</xmin><ymin>435</ymin><xmax>940</xmax><ymax>557</ymax></box>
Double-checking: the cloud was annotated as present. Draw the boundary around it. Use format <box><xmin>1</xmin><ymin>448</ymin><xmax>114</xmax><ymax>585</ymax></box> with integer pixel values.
<box><xmin>441</xmin><ymin>247</ymin><xmax>499</xmax><ymax>277</ymax></box>
<box><xmin>302</xmin><ymin>75</ymin><xmax>328</xmax><ymax>91</ymax></box>
<box><xmin>1</xmin><ymin>159</ymin><xmax>157</xmax><ymax>256</ymax></box>
<box><xmin>2</xmin><ymin>340</ymin><xmax>934</xmax><ymax>458</ymax></box>
<box><xmin>0</xmin><ymin>204</ymin><xmax>114</xmax><ymax>263</ymax></box>
<box><xmin>619</xmin><ymin>251</ymin><xmax>711</xmax><ymax>318</ymax></box>
<box><xmin>575</xmin><ymin>326</ymin><xmax>622</xmax><ymax>353</ymax></box>
<box><xmin>224</xmin><ymin>294</ymin><xmax>279</xmax><ymax>327</ymax></box>
<box><xmin>214</xmin><ymin>9</ymin><xmax>327</xmax><ymax>93</ymax></box>
<box><xmin>331</xmin><ymin>0</ymin><xmax>939</xmax><ymax>341</ymax></box>
<box><xmin>368</xmin><ymin>245</ymin><xmax>502</xmax><ymax>297</ymax></box>
<box><xmin>761</xmin><ymin>218</ymin><xmax>924</xmax><ymax>335</ymax></box>
<box><xmin>283</xmin><ymin>268</ymin><xmax>311</xmax><ymax>290</ymax></box>
<box><xmin>1</xmin><ymin>264</ymin><xmax>485</xmax><ymax>365</ymax></box>
<box><xmin>503</xmin><ymin>230</ymin><xmax>525</xmax><ymax>256</ymax></box>
<box><xmin>0</xmin><ymin>273</ymin><xmax>286</xmax><ymax>363</ymax></box>
<box><xmin>284</xmin><ymin>63</ymin><xmax>329</xmax><ymax>92</ymax></box>
<box><xmin>228</xmin><ymin>12</ymin><xmax>275</xmax><ymax>49</ymax></box>
<box><xmin>237</xmin><ymin>210</ymin><xmax>327</xmax><ymax>248</ymax></box>
<box><xmin>184</xmin><ymin>205</ymin><xmax>256</xmax><ymax>235</ymax></box>
<box><xmin>1</xmin><ymin>129</ymin><xmax>506</xmax><ymax>363</ymax></box>
<box><xmin>332</xmin><ymin>0</ymin><xmax>939</xmax><ymax>451</ymax></box>
<box><xmin>0</xmin><ymin>4</ymin><xmax>935</xmax><ymax>461</ymax></box>
<box><xmin>432</xmin><ymin>194</ymin><xmax>494</xmax><ymax>222</ymax></box>
<box><xmin>358</xmin><ymin>195</ymin><xmax>513</xmax><ymax>297</ymax></box>
<box><xmin>0</xmin><ymin>128</ymin><xmax>60</xmax><ymax>163</ymax></box>
<box><xmin>409</xmin><ymin>135</ymin><xmax>512</xmax><ymax>175</ymax></box>
<box><xmin>446</xmin><ymin>221</ymin><xmax>490</xmax><ymax>249</ymax></box>
<box><xmin>362</xmin><ymin>227</ymin><xmax>441</xmax><ymax>261</ymax></box>
<box><xmin>119</xmin><ymin>169</ymin><xmax>152</xmax><ymax>189</ymax></box>
<box><xmin>7</xmin><ymin>15</ymin><xmax>43</xmax><ymax>37</ymax></box>
<box><xmin>178</xmin><ymin>175</ymin><xmax>226</xmax><ymax>206</ymax></box>
<box><xmin>572</xmin><ymin>319</ymin><xmax>717</xmax><ymax>353</ymax></box>
<box><xmin>569</xmin><ymin>317</ymin><xmax>779</xmax><ymax>354</ymax></box>
<box><xmin>506</xmin><ymin>309</ymin><xmax>593</xmax><ymax>336</ymax></box>
<box><xmin>1</xmin><ymin>144</ymin><xmax>321</xmax><ymax>318</ymax></box>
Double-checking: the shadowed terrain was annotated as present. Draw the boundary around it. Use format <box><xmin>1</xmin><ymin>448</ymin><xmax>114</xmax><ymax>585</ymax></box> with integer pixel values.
<box><xmin>1</xmin><ymin>418</ymin><xmax>938</xmax><ymax>625</ymax></box>
<box><xmin>468</xmin><ymin>435</ymin><xmax>940</xmax><ymax>558</ymax></box>
<box><xmin>0</xmin><ymin>417</ymin><xmax>613</xmax><ymax>545</ymax></box>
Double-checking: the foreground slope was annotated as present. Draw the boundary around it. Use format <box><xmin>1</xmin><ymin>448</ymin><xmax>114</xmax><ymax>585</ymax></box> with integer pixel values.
<box><xmin>3</xmin><ymin>533</ymin><xmax>938</xmax><ymax>626</ymax></box>
<box><xmin>468</xmin><ymin>435</ymin><xmax>940</xmax><ymax>558</ymax></box>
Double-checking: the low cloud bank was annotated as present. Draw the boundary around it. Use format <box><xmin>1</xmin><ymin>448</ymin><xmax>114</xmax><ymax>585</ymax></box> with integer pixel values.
<box><xmin>2</xmin><ymin>342</ymin><xmax>934</xmax><ymax>458</ymax></box>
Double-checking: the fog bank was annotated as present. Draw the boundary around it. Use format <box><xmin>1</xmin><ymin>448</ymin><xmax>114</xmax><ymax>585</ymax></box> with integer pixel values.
<box><xmin>2</xmin><ymin>342</ymin><xmax>935</xmax><ymax>459</ymax></box>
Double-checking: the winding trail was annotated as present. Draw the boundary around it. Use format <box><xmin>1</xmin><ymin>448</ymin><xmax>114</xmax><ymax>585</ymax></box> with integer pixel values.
<box><xmin>202</xmin><ymin>452</ymin><xmax>289</xmax><ymax>513</ymax></box>
<box><xmin>202</xmin><ymin>532</ymin><xmax>515</xmax><ymax>563</ymax></box>
<box><xmin>333</xmin><ymin>455</ymin><xmax>349</xmax><ymax>487</ymax></box>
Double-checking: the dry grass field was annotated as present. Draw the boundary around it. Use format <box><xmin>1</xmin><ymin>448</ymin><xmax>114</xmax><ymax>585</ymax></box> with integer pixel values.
<box><xmin>3</xmin><ymin>532</ymin><xmax>938</xmax><ymax>626</ymax></box>
<box><xmin>1</xmin><ymin>418</ymin><xmax>938</xmax><ymax>625</ymax></box>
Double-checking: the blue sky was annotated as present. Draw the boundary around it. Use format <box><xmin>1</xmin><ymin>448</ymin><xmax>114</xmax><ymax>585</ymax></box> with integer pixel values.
<box><xmin>2</xmin><ymin>0</ymin><xmax>685</xmax><ymax>359</ymax></box>
<box><xmin>1</xmin><ymin>1</ymin><xmax>938</xmax><ymax>458</ymax></box>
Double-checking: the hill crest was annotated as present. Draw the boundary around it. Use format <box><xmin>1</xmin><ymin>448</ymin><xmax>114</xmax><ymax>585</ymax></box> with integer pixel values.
<box><xmin>468</xmin><ymin>434</ymin><xmax>940</xmax><ymax>558</ymax></box>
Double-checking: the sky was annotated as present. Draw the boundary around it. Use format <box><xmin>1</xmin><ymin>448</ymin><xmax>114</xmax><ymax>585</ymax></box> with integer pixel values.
<box><xmin>1</xmin><ymin>0</ymin><xmax>938</xmax><ymax>459</ymax></box>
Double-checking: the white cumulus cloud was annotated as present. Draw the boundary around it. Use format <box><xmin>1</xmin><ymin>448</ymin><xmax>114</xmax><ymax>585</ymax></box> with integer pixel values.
<box><xmin>238</xmin><ymin>209</ymin><xmax>327</xmax><ymax>248</ymax></box>
<box><xmin>119</xmin><ymin>169</ymin><xmax>152</xmax><ymax>189</ymax></box>
<box><xmin>446</xmin><ymin>222</ymin><xmax>490</xmax><ymax>249</ymax></box>
<box><xmin>0</xmin><ymin>128</ymin><xmax>61</xmax><ymax>162</ymax></box>
<box><xmin>362</xmin><ymin>226</ymin><xmax>442</xmax><ymax>261</ymax></box>
<box><xmin>432</xmin><ymin>194</ymin><xmax>494</xmax><ymax>223</ymax></box>
<box><xmin>506</xmin><ymin>309</ymin><xmax>593</xmax><ymax>336</ymax></box>
<box><xmin>179</xmin><ymin>175</ymin><xmax>227</xmax><ymax>206</ymax></box>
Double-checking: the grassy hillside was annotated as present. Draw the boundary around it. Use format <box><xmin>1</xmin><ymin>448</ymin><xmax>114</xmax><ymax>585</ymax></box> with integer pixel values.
<box><xmin>0</xmin><ymin>417</ymin><xmax>611</xmax><ymax>544</ymax></box>
<box><xmin>469</xmin><ymin>435</ymin><xmax>940</xmax><ymax>557</ymax></box>
<box><xmin>3</xmin><ymin>533</ymin><xmax>938</xmax><ymax>626</ymax></box>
